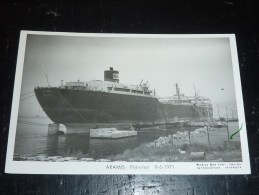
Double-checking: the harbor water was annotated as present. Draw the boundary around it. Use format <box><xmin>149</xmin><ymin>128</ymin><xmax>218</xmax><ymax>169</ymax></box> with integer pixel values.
<box><xmin>14</xmin><ymin>117</ymin><xmax>241</xmax><ymax>160</ymax></box>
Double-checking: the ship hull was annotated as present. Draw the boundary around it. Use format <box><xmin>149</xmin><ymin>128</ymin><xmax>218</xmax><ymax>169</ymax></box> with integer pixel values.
<box><xmin>35</xmin><ymin>87</ymin><xmax>158</xmax><ymax>123</ymax></box>
<box><xmin>34</xmin><ymin>87</ymin><xmax>201</xmax><ymax>133</ymax></box>
<box><xmin>159</xmin><ymin>103</ymin><xmax>200</xmax><ymax>121</ymax></box>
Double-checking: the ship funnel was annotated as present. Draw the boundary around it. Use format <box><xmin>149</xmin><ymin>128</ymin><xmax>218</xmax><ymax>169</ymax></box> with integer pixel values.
<box><xmin>104</xmin><ymin>67</ymin><xmax>119</xmax><ymax>83</ymax></box>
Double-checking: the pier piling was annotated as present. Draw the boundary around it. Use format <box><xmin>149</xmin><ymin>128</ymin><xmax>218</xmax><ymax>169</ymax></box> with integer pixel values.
<box><xmin>48</xmin><ymin>123</ymin><xmax>60</xmax><ymax>135</ymax></box>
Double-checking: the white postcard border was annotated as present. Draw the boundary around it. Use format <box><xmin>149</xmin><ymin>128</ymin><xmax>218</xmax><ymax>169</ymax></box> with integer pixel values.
<box><xmin>5</xmin><ymin>31</ymin><xmax>251</xmax><ymax>175</ymax></box>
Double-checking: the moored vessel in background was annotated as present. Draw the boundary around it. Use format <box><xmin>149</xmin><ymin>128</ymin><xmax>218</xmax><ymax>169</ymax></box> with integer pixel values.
<box><xmin>34</xmin><ymin>67</ymin><xmax>213</xmax><ymax>133</ymax></box>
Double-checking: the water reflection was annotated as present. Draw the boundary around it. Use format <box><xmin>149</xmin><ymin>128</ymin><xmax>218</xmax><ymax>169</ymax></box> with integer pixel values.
<box><xmin>45</xmin><ymin>130</ymin><xmax>170</xmax><ymax>159</ymax></box>
<box><xmin>46</xmin><ymin>133</ymin><xmax>90</xmax><ymax>157</ymax></box>
<box><xmin>89</xmin><ymin>137</ymin><xmax>138</xmax><ymax>158</ymax></box>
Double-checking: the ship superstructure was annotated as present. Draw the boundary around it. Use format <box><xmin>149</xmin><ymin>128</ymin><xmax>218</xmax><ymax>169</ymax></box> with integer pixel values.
<box><xmin>159</xmin><ymin>83</ymin><xmax>213</xmax><ymax>120</ymax></box>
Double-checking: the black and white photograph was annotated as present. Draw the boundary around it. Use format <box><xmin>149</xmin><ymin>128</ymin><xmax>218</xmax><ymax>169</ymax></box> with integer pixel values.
<box><xmin>5</xmin><ymin>31</ymin><xmax>250</xmax><ymax>174</ymax></box>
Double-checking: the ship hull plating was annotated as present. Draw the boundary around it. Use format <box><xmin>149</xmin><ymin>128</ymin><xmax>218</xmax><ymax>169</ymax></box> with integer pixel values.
<box><xmin>35</xmin><ymin>88</ymin><xmax>201</xmax><ymax>132</ymax></box>
<box><xmin>35</xmin><ymin>87</ymin><xmax>158</xmax><ymax>122</ymax></box>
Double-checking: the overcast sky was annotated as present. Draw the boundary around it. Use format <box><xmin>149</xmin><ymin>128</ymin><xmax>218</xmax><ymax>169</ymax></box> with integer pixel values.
<box><xmin>18</xmin><ymin>34</ymin><xmax>239</xmax><ymax>117</ymax></box>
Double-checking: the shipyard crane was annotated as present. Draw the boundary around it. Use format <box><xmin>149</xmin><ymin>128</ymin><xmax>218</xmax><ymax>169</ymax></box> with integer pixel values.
<box><xmin>192</xmin><ymin>83</ymin><xmax>204</xmax><ymax>120</ymax></box>
<box><xmin>139</xmin><ymin>79</ymin><xmax>143</xmax><ymax>86</ymax></box>
<box><xmin>193</xmin><ymin>83</ymin><xmax>199</xmax><ymax>102</ymax></box>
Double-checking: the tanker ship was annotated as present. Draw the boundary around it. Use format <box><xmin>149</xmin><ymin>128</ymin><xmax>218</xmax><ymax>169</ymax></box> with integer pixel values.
<box><xmin>34</xmin><ymin>67</ymin><xmax>213</xmax><ymax>133</ymax></box>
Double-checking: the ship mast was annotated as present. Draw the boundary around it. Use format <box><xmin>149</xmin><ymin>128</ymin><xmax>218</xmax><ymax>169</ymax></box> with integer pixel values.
<box><xmin>176</xmin><ymin>83</ymin><xmax>180</xmax><ymax>103</ymax></box>
<box><xmin>193</xmin><ymin>83</ymin><xmax>198</xmax><ymax>104</ymax></box>
<box><xmin>46</xmin><ymin>74</ymin><xmax>50</xmax><ymax>87</ymax></box>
